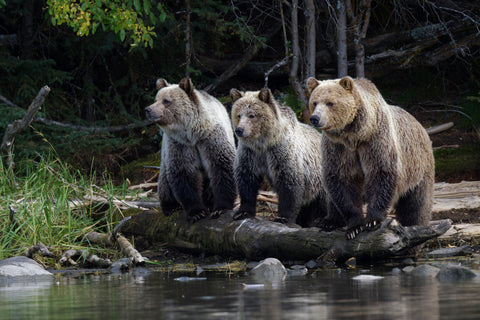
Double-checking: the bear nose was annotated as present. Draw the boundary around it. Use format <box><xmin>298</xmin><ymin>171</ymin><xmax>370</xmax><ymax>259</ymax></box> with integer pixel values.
<box><xmin>145</xmin><ymin>107</ymin><xmax>152</xmax><ymax>119</ymax></box>
<box><xmin>310</xmin><ymin>115</ymin><xmax>320</xmax><ymax>127</ymax></box>
<box><xmin>235</xmin><ymin>127</ymin><xmax>244</xmax><ymax>137</ymax></box>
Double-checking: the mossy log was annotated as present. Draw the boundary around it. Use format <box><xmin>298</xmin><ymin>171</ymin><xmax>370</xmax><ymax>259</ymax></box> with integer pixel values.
<box><xmin>124</xmin><ymin>210</ymin><xmax>451</xmax><ymax>261</ymax></box>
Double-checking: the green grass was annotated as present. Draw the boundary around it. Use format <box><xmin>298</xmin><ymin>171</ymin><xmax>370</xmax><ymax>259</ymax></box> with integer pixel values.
<box><xmin>434</xmin><ymin>143</ymin><xmax>480</xmax><ymax>182</ymax></box>
<box><xmin>0</xmin><ymin>154</ymin><xmax>134</xmax><ymax>261</ymax></box>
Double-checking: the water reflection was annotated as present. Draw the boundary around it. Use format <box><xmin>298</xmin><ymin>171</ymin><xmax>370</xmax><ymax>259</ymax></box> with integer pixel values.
<box><xmin>0</xmin><ymin>268</ymin><xmax>479</xmax><ymax>319</ymax></box>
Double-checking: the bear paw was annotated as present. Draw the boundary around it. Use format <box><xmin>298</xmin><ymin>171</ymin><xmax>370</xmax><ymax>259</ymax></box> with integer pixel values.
<box><xmin>345</xmin><ymin>225</ymin><xmax>365</xmax><ymax>240</ymax></box>
<box><xmin>188</xmin><ymin>209</ymin><xmax>209</xmax><ymax>223</ymax></box>
<box><xmin>233</xmin><ymin>210</ymin><xmax>255</xmax><ymax>220</ymax></box>
<box><xmin>365</xmin><ymin>218</ymin><xmax>383</xmax><ymax>230</ymax></box>
<box><xmin>210</xmin><ymin>208</ymin><xmax>227</xmax><ymax>219</ymax></box>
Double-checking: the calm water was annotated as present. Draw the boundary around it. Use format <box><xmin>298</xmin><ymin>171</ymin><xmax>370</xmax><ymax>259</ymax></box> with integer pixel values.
<box><xmin>1</xmin><ymin>268</ymin><xmax>480</xmax><ymax>320</ymax></box>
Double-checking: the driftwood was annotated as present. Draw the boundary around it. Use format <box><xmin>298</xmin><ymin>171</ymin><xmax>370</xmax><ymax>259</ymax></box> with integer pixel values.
<box><xmin>86</xmin><ymin>217</ymin><xmax>145</xmax><ymax>265</ymax></box>
<box><xmin>24</xmin><ymin>242</ymin><xmax>56</xmax><ymax>259</ymax></box>
<box><xmin>426</xmin><ymin>122</ymin><xmax>454</xmax><ymax>135</ymax></box>
<box><xmin>1</xmin><ymin>85</ymin><xmax>50</xmax><ymax>168</ymax></box>
<box><xmin>59</xmin><ymin>249</ymin><xmax>112</xmax><ymax>268</ymax></box>
<box><xmin>130</xmin><ymin>211</ymin><xmax>451</xmax><ymax>261</ymax></box>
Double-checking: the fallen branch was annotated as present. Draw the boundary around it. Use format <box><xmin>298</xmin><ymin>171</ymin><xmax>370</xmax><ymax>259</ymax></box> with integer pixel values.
<box><xmin>426</xmin><ymin>122</ymin><xmax>454</xmax><ymax>135</ymax></box>
<box><xmin>1</xmin><ymin>85</ymin><xmax>50</xmax><ymax>168</ymax></box>
<box><xmin>24</xmin><ymin>242</ymin><xmax>56</xmax><ymax>259</ymax></box>
<box><xmin>127</xmin><ymin>210</ymin><xmax>451</xmax><ymax>261</ymax></box>
<box><xmin>59</xmin><ymin>249</ymin><xmax>112</xmax><ymax>268</ymax></box>
<box><xmin>86</xmin><ymin>217</ymin><xmax>145</xmax><ymax>265</ymax></box>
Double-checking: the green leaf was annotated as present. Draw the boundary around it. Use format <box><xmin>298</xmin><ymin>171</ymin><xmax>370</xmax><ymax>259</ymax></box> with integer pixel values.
<box><xmin>143</xmin><ymin>0</ymin><xmax>151</xmax><ymax>15</ymax></box>
<box><xmin>133</xmin><ymin>0</ymin><xmax>141</xmax><ymax>13</ymax></box>
<box><xmin>120</xmin><ymin>29</ymin><xmax>126</xmax><ymax>42</ymax></box>
<box><xmin>159</xmin><ymin>10</ymin><xmax>166</xmax><ymax>23</ymax></box>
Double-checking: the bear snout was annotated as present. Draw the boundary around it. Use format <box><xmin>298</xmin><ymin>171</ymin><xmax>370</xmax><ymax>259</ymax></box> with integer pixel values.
<box><xmin>310</xmin><ymin>114</ymin><xmax>319</xmax><ymax>126</ymax></box>
<box><xmin>145</xmin><ymin>105</ymin><xmax>163</xmax><ymax>122</ymax></box>
<box><xmin>310</xmin><ymin>113</ymin><xmax>327</xmax><ymax>128</ymax></box>
<box><xmin>235</xmin><ymin>127</ymin><xmax>244</xmax><ymax>137</ymax></box>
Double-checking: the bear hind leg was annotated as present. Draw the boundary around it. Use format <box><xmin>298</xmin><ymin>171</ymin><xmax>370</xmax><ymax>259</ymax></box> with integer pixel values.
<box><xmin>395</xmin><ymin>177</ymin><xmax>433</xmax><ymax>227</ymax></box>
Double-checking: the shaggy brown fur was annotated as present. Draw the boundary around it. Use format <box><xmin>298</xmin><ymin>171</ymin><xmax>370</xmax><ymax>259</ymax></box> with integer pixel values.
<box><xmin>231</xmin><ymin>88</ymin><xmax>328</xmax><ymax>227</ymax></box>
<box><xmin>307</xmin><ymin>76</ymin><xmax>434</xmax><ymax>239</ymax></box>
<box><xmin>145</xmin><ymin>78</ymin><xmax>236</xmax><ymax>222</ymax></box>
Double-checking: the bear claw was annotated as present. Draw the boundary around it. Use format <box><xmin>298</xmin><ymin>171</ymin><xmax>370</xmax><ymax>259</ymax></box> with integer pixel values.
<box><xmin>189</xmin><ymin>210</ymin><xmax>209</xmax><ymax>223</ymax></box>
<box><xmin>233</xmin><ymin>211</ymin><xmax>254</xmax><ymax>220</ymax></box>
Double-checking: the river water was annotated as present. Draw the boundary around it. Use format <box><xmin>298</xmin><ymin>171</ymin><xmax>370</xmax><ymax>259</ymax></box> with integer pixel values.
<box><xmin>1</xmin><ymin>267</ymin><xmax>480</xmax><ymax>320</ymax></box>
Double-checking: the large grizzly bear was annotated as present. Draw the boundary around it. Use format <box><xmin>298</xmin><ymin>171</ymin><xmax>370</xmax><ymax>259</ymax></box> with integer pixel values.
<box><xmin>230</xmin><ymin>88</ymin><xmax>328</xmax><ymax>227</ymax></box>
<box><xmin>145</xmin><ymin>77</ymin><xmax>236</xmax><ymax>222</ymax></box>
<box><xmin>307</xmin><ymin>76</ymin><xmax>434</xmax><ymax>239</ymax></box>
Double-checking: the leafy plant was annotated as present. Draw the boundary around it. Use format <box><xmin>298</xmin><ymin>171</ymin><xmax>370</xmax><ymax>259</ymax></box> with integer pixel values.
<box><xmin>0</xmin><ymin>154</ymin><xmax>133</xmax><ymax>260</ymax></box>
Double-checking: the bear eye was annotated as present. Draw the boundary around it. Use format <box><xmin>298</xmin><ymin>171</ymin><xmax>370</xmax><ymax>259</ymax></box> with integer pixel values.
<box><xmin>326</xmin><ymin>102</ymin><xmax>334</xmax><ymax>108</ymax></box>
<box><xmin>248</xmin><ymin>114</ymin><xmax>255</xmax><ymax>119</ymax></box>
<box><xmin>163</xmin><ymin>99</ymin><xmax>171</xmax><ymax>106</ymax></box>
<box><xmin>312</xmin><ymin>102</ymin><xmax>317</xmax><ymax>107</ymax></box>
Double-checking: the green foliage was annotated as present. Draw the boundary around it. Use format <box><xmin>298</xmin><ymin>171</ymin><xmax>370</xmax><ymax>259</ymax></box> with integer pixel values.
<box><xmin>0</xmin><ymin>154</ymin><xmax>134</xmax><ymax>260</ymax></box>
<box><xmin>278</xmin><ymin>88</ymin><xmax>303</xmax><ymax>119</ymax></box>
<box><xmin>434</xmin><ymin>143</ymin><xmax>480</xmax><ymax>182</ymax></box>
<box><xmin>0</xmin><ymin>53</ymin><xmax>71</xmax><ymax>109</ymax></box>
<box><xmin>46</xmin><ymin>0</ymin><xmax>165</xmax><ymax>48</ymax></box>
<box><xmin>463</xmin><ymin>92</ymin><xmax>480</xmax><ymax>130</ymax></box>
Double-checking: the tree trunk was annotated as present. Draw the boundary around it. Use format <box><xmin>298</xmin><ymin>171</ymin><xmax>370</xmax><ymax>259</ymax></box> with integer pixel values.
<box><xmin>288</xmin><ymin>0</ymin><xmax>309</xmax><ymax>121</ymax></box>
<box><xmin>304</xmin><ymin>0</ymin><xmax>316</xmax><ymax>79</ymax></box>
<box><xmin>345</xmin><ymin>0</ymin><xmax>371</xmax><ymax>78</ymax></box>
<box><xmin>125</xmin><ymin>211</ymin><xmax>451</xmax><ymax>261</ymax></box>
<box><xmin>336</xmin><ymin>0</ymin><xmax>348</xmax><ymax>77</ymax></box>
<box><xmin>185</xmin><ymin>0</ymin><xmax>192</xmax><ymax>77</ymax></box>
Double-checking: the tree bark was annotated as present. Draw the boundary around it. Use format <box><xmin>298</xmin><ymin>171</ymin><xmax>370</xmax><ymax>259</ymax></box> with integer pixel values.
<box><xmin>288</xmin><ymin>0</ymin><xmax>309</xmax><ymax>122</ymax></box>
<box><xmin>304</xmin><ymin>0</ymin><xmax>316</xmax><ymax>79</ymax></box>
<box><xmin>185</xmin><ymin>0</ymin><xmax>192</xmax><ymax>77</ymax></box>
<box><xmin>127</xmin><ymin>211</ymin><xmax>451</xmax><ymax>261</ymax></box>
<box><xmin>336</xmin><ymin>0</ymin><xmax>348</xmax><ymax>77</ymax></box>
<box><xmin>345</xmin><ymin>0</ymin><xmax>371</xmax><ymax>78</ymax></box>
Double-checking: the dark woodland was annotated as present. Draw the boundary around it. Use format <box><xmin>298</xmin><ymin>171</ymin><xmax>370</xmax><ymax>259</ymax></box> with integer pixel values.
<box><xmin>1</xmin><ymin>0</ymin><xmax>479</xmax><ymax>180</ymax></box>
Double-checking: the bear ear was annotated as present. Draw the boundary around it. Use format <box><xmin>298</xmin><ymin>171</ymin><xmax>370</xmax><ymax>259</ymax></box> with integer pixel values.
<box><xmin>156</xmin><ymin>78</ymin><xmax>169</xmax><ymax>90</ymax></box>
<box><xmin>258</xmin><ymin>88</ymin><xmax>273</xmax><ymax>103</ymax></box>
<box><xmin>306</xmin><ymin>77</ymin><xmax>320</xmax><ymax>93</ymax></box>
<box><xmin>179</xmin><ymin>77</ymin><xmax>195</xmax><ymax>96</ymax></box>
<box><xmin>230</xmin><ymin>88</ymin><xmax>244</xmax><ymax>102</ymax></box>
<box><xmin>339</xmin><ymin>76</ymin><xmax>354</xmax><ymax>92</ymax></box>
<box><xmin>259</xmin><ymin>88</ymin><xmax>278</xmax><ymax>117</ymax></box>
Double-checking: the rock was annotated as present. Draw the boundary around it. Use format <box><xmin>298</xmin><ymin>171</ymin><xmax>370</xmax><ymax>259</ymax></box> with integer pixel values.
<box><xmin>411</xmin><ymin>264</ymin><xmax>440</xmax><ymax>277</ymax></box>
<box><xmin>425</xmin><ymin>245</ymin><xmax>471</xmax><ymax>258</ymax></box>
<box><xmin>250</xmin><ymin>258</ymin><xmax>287</xmax><ymax>282</ymax></box>
<box><xmin>0</xmin><ymin>256</ymin><xmax>53</xmax><ymax>284</ymax></box>
<box><xmin>352</xmin><ymin>275</ymin><xmax>383</xmax><ymax>281</ymax></box>
<box><xmin>305</xmin><ymin>259</ymin><xmax>319</xmax><ymax>269</ymax></box>
<box><xmin>402</xmin><ymin>266</ymin><xmax>415</xmax><ymax>273</ymax></box>
<box><xmin>437</xmin><ymin>265</ymin><xmax>478</xmax><ymax>282</ymax></box>
<box><xmin>110</xmin><ymin>258</ymin><xmax>133</xmax><ymax>273</ymax></box>
<box><xmin>287</xmin><ymin>265</ymin><xmax>308</xmax><ymax>276</ymax></box>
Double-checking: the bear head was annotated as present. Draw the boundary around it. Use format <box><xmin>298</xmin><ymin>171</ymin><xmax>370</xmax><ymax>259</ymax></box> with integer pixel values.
<box><xmin>230</xmin><ymin>88</ymin><xmax>279</xmax><ymax>140</ymax></box>
<box><xmin>307</xmin><ymin>76</ymin><xmax>358</xmax><ymax>132</ymax></box>
<box><xmin>145</xmin><ymin>77</ymin><xmax>198</xmax><ymax>128</ymax></box>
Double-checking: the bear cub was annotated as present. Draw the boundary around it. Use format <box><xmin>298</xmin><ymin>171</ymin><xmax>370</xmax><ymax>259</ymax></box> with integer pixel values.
<box><xmin>145</xmin><ymin>77</ymin><xmax>236</xmax><ymax>222</ymax></box>
<box><xmin>307</xmin><ymin>76</ymin><xmax>434</xmax><ymax>239</ymax></box>
<box><xmin>231</xmin><ymin>88</ymin><xmax>328</xmax><ymax>227</ymax></box>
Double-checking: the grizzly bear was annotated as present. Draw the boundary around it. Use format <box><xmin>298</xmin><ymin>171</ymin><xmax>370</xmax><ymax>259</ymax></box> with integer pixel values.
<box><xmin>230</xmin><ymin>88</ymin><xmax>328</xmax><ymax>227</ymax></box>
<box><xmin>145</xmin><ymin>77</ymin><xmax>236</xmax><ymax>222</ymax></box>
<box><xmin>307</xmin><ymin>76</ymin><xmax>434</xmax><ymax>239</ymax></box>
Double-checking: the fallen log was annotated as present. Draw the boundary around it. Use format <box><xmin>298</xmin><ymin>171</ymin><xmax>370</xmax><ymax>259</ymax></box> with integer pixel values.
<box><xmin>130</xmin><ymin>210</ymin><xmax>451</xmax><ymax>261</ymax></box>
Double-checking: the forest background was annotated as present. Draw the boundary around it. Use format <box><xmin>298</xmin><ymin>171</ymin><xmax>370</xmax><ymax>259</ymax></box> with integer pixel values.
<box><xmin>1</xmin><ymin>0</ymin><xmax>479</xmax><ymax>182</ymax></box>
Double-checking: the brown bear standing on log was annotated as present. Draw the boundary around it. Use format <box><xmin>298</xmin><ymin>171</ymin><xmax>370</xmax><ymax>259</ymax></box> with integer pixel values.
<box><xmin>230</xmin><ymin>88</ymin><xmax>328</xmax><ymax>227</ymax></box>
<box><xmin>145</xmin><ymin>78</ymin><xmax>236</xmax><ymax>222</ymax></box>
<box><xmin>307</xmin><ymin>76</ymin><xmax>434</xmax><ymax>239</ymax></box>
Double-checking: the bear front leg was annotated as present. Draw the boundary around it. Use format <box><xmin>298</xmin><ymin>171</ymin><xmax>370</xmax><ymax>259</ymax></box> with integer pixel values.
<box><xmin>361</xmin><ymin>146</ymin><xmax>398</xmax><ymax>230</ymax></box>
<box><xmin>233</xmin><ymin>147</ymin><xmax>262</xmax><ymax>220</ymax></box>
<box><xmin>166</xmin><ymin>144</ymin><xmax>208</xmax><ymax>223</ymax></box>
<box><xmin>158</xmin><ymin>162</ymin><xmax>182</xmax><ymax>216</ymax></box>
<box><xmin>321</xmin><ymin>142</ymin><xmax>364</xmax><ymax>238</ymax></box>
<box><xmin>198</xmin><ymin>137</ymin><xmax>236</xmax><ymax>219</ymax></box>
